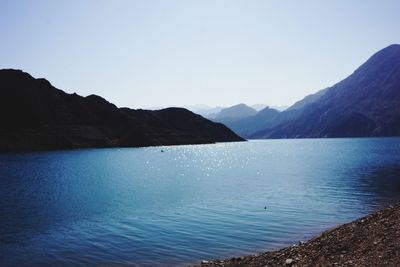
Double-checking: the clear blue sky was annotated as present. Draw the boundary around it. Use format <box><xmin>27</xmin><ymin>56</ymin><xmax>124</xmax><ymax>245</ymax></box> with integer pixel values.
<box><xmin>1</xmin><ymin>0</ymin><xmax>399</xmax><ymax>109</ymax></box>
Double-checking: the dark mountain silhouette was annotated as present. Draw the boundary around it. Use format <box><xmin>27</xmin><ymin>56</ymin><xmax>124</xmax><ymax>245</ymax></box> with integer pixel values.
<box><xmin>251</xmin><ymin>44</ymin><xmax>400</xmax><ymax>138</ymax></box>
<box><xmin>0</xmin><ymin>69</ymin><xmax>243</xmax><ymax>151</ymax></box>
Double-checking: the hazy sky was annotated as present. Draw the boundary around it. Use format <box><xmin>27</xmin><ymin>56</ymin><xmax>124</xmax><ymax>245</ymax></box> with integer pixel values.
<box><xmin>1</xmin><ymin>0</ymin><xmax>399</xmax><ymax>109</ymax></box>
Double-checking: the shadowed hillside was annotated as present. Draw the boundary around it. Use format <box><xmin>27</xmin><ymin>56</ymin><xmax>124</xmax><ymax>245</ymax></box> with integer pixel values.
<box><xmin>247</xmin><ymin>44</ymin><xmax>400</xmax><ymax>139</ymax></box>
<box><xmin>0</xmin><ymin>69</ymin><xmax>244</xmax><ymax>151</ymax></box>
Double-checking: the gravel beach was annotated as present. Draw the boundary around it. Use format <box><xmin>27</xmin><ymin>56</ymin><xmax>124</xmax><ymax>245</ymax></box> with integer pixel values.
<box><xmin>193</xmin><ymin>203</ymin><xmax>400</xmax><ymax>267</ymax></box>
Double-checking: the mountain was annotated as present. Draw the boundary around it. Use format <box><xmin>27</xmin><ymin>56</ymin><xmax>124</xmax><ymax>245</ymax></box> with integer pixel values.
<box><xmin>193</xmin><ymin>106</ymin><xmax>224</xmax><ymax>118</ymax></box>
<box><xmin>251</xmin><ymin>104</ymin><xmax>288</xmax><ymax>112</ymax></box>
<box><xmin>251</xmin><ymin>104</ymin><xmax>268</xmax><ymax>111</ymax></box>
<box><xmin>187</xmin><ymin>103</ymin><xmax>289</xmax><ymax>138</ymax></box>
<box><xmin>182</xmin><ymin>104</ymin><xmax>211</xmax><ymax>111</ymax></box>
<box><xmin>252</xmin><ymin>44</ymin><xmax>400</xmax><ymax>138</ymax></box>
<box><xmin>210</xmin><ymin>104</ymin><xmax>259</xmax><ymax>135</ymax></box>
<box><xmin>217</xmin><ymin>106</ymin><xmax>281</xmax><ymax>137</ymax></box>
<box><xmin>286</xmin><ymin>88</ymin><xmax>328</xmax><ymax>111</ymax></box>
<box><xmin>214</xmin><ymin>104</ymin><xmax>257</xmax><ymax>121</ymax></box>
<box><xmin>206</xmin><ymin>103</ymin><xmax>295</xmax><ymax>138</ymax></box>
<box><xmin>271</xmin><ymin>105</ymin><xmax>289</xmax><ymax>111</ymax></box>
<box><xmin>147</xmin><ymin>105</ymin><xmax>225</xmax><ymax>118</ymax></box>
<box><xmin>0</xmin><ymin>69</ymin><xmax>244</xmax><ymax>151</ymax></box>
<box><xmin>192</xmin><ymin>104</ymin><xmax>286</xmax><ymax>119</ymax></box>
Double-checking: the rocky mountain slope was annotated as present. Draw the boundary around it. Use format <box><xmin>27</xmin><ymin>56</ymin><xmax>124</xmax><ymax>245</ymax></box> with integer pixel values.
<box><xmin>250</xmin><ymin>44</ymin><xmax>400</xmax><ymax>138</ymax></box>
<box><xmin>0</xmin><ymin>69</ymin><xmax>243</xmax><ymax>151</ymax></box>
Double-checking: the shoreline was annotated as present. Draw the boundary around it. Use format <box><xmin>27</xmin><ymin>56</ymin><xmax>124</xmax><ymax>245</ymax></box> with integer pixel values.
<box><xmin>192</xmin><ymin>203</ymin><xmax>400</xmax><ymax>266</ymax></box>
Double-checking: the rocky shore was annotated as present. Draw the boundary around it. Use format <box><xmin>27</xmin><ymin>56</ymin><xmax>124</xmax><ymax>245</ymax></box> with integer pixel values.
<box><xmin>194</xmin><ymin>203</ymin><xmax>400</xmax><ymax>267</ymax></box>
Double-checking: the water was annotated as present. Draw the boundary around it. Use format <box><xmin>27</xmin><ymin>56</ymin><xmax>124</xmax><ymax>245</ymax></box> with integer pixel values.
<box><xmin>1</xmin><ymin>138</ymin><xmax>400</xmax><ymax>266</ymax></box>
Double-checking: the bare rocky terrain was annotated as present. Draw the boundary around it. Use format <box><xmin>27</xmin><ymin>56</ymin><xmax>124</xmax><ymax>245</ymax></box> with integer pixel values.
<box><xmin>194</xmin><ymin>203</ymin><xmax>400</xmax><ymax>267</ymax></box>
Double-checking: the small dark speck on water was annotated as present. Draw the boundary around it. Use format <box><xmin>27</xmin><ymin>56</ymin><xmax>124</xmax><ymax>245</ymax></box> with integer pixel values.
<box><xmin>161</xmin><ymin>150</ymin><xmax>164</xmax><ymax>152</ymax></box>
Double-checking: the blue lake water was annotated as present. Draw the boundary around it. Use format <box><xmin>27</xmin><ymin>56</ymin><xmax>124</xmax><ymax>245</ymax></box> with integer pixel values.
<box><xmin>1</xmin><ymin>138</ymin><xmax>400</xmax><ymax>266</ymax></box>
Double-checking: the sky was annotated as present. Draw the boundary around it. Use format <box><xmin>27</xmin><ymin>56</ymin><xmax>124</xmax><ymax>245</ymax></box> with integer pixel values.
<box><xmin>1</xmin><ymin>0</ymin><xmax>400</xmax><ymax>109</ymax></box>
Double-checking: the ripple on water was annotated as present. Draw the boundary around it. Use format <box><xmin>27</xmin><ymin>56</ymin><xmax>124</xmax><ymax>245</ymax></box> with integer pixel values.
<box><xmin>1</xmin><ymin>138</ymin><xmax>400</xmax><ymax>266</ymax></box>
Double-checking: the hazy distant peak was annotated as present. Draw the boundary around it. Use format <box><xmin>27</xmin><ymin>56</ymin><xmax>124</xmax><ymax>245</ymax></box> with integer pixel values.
<box><xmin>258</xmin><ymin>106</ymin><xmax>279</xmax><ymax>114</ymax></box>
<box><xmin>182</xmin><ymin>104</ymin><xmax>212</xmax><ymax>112</ymax></box>
<box><xmin>232</xmin><ymin>103</ymin><xmax>249</xmax><ymax>107</ymax></box>
<box><xmin>215</xmin><ymin>103</ymin><xmax>257</xmax><ymax>120</ymax></box>
<box><xmin>251</xmin><ymin>104</ymin><xmax>268</xmax><ymax>111</ymax></box>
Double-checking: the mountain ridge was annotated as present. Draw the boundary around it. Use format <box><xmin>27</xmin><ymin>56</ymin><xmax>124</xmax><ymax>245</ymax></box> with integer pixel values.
<box><xmin>251</xmin><ymin>44</ymin><xmax>400</xmax><ymax>138</ymax></box>
<box><xmin>213</xmin><ymin>104</ymin><xmax>258</xmax><ymax>120</ymax></box>
<box><xmin>0</xmin><ymin>69</ymin><xmax>244</xmax><ymax>151</ymax></box>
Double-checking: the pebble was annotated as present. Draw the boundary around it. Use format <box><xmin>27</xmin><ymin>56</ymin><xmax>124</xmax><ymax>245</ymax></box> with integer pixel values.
<box><xmin>193</xmin><ymin>204</ymin><xmax>400</xmax><ymax>267</ymax></box>
<box><xmin>285</xmin><ymin>258</ymin><xmax>294</xmax><ymax>265</ymax></box>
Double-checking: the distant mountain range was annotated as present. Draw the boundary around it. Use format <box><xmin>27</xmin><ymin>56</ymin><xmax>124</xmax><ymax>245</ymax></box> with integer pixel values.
<box><xmin>188</xmin><ymin>104</ymin><xmax>287</xmax><ymax>119</ymax></box>
<box><xmin>192</xmin><ymin>106</ymin><xmax>224</xmax><ymax>118</ymax></box>
<box><xmin>214</xmin><ymin>104</ymin><xmax>258</xmax><ymax>121</ymax></box>
<box><xmin>213</xmin><ymin>44</ymin><xmax>400</xmax><ymax>139</ymax></box>
<box><xmin>0</xmin><ymin>70</ymin><xmax>243</xmax><ymax>151</ymax></box>
<box><xmin>2</xmin><ymin>44</ymin><xmax>398</xmax><ymax>149</ymax></box>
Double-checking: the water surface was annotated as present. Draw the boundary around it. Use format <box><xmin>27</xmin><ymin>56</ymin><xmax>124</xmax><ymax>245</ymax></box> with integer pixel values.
<box><xmin>1</xmin><ymin>138</ymin><xmax>400</xmax><ymax>266</ymax></box>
